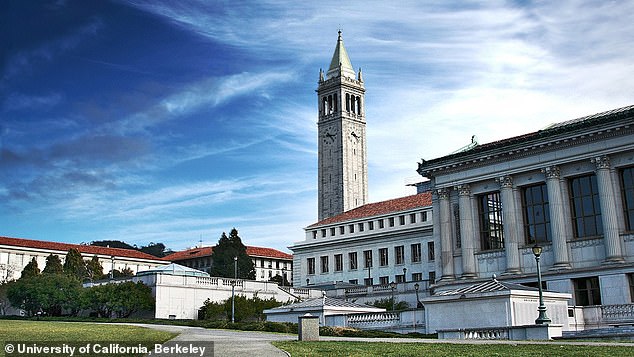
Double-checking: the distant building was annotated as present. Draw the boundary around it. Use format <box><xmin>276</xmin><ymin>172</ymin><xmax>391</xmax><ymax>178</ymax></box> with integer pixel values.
<box><xmin>0</xmin><ymin>236</ymin><xmax>165</xmax><ymax>281</ymax></box>
<box><xmin>164</xmin><ymin>245</ymin><xmax>293</xmax><ymax>284</ymax></box>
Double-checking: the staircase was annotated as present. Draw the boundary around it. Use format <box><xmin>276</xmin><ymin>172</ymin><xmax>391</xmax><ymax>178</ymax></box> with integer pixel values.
<box><xmin>559</xmin><ymin>326</ymin><xmax>634</xmax><ymax>341</ymax></box>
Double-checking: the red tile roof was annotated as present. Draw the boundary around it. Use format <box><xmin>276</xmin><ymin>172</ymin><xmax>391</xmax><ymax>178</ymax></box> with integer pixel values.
<box><xmin>164</xmin><ymin>245</ymin><xmax>293</xmax><ymax>261</ymax></box>
<box><xmin>0</xmin><ymin>236</ymin><xmax>165</xmax><ymax>261</ymax></box>
<box><xmin>308</xmin><ymin>192</ymin><xmax>432</xmax><ymax>228</ymax></box>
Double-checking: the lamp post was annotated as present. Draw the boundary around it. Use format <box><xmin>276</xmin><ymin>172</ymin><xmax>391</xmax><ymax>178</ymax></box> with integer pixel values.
<box><xmin>402</xmin><ymin>267</ymin><xmax>407</xmax><ymax>283</ymax></box>
<box><xmin>110</xmin><ymin>256</ymin><xmax>115</xmax><ymax>280</ymax></box>
<box><xmin>532</xmin><ymin>244</ymin><xmax>551</xmax><ymax>325</ymax></box>
<box><xmin>414</xmin><ymin>283</ymin><xmax>423</xmax><ymax>308</ymax></box>
<box><xmin>390</xmin><ymin>281</ymin><xmax>397</xmax><ymax>311</ymax></box>
<box><xmin>231</xmin><ymin>256</ymin><xmax>237</xmax><ymax>323</ymax></box>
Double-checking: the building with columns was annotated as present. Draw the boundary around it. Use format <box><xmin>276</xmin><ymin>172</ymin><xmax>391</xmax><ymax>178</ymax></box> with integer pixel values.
<box><xmin>417</xmin><ymin>105</ymin><xmax>634</xmax><ymax>314</ymax></box>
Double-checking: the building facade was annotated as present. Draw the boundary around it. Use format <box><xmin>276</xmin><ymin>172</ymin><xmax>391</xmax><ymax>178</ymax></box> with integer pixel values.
<box><xmin>417</xmin><ymin>105</ymin><xmax>634</xmax><ymax>315</ymax></box>
<box><xmin>0</xmin><ymin>236</ymin><xmax>165</xmax><ymax>282</ymax></box>
<box><xmin>165</xmin><ymin>245</ymin><xmax>293</xmax><ymax>284</ymax></box>
<box><xmin>291</xmin><ymin>193</ymin><xmax>436</xmax><ymax>289</ymax></box>
<box><xmin>317</xmin><ymin>31</ymin><xmax>368</xmax><ymax>220</ymax></box>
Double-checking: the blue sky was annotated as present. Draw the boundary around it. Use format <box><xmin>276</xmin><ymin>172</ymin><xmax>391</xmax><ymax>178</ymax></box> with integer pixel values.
<box><xmin>2</xmin><ymin>1</ymin><xmax>633</xmax><ymax>253</ymax></box>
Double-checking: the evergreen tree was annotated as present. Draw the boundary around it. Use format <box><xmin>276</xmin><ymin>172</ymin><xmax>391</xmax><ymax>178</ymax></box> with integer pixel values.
<box><xmin>20</xmin><ymin>257</ymin><xmax>40</xmax><ymax>279</ymax></box>
<box><xmin>210</xmin><ymin>228</ymin><xmax>256</xmax><ymax>280</ymax></box>
<box><xmin>42</xmin><ymin>254</ymin><xmax>64</xmax><ymax>275</ymax></box>
<box><xmin>86</xmin><ymin>256</ymin><xmax>105</xmax><ymax>281</ymax></box>
<box><xmin>63</xmin><ymin>248</ymin><xmax>87</xmax><ymax>280</ymax></box>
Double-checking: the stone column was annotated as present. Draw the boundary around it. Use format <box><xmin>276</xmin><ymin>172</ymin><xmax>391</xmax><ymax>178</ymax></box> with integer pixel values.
<box><xmin>438</xmin><ymin>188</ymin><xmax>455</xmax><ymax>280</ymax></box>
<box><xmin>456</xmin><ymin>184</ymin><xmax>477</xmax><ymax>278</ymax></box>
<box><xmin>592</xmin><ymin>156</ymin><xmax>624</xmax><ymax>263</ymax></box>
<box><xmin>497</xmin><ymin>176</ymin><xmax>521</xmax><ymax>274</ymax></box>
<box><xmin>542</xmin><ymin>166</ymin><xmax>571</xmax><ymax>269</ymax></box>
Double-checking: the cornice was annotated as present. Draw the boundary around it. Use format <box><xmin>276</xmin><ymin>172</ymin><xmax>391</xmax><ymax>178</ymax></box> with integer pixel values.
<box><xmin>419</xmin><ymin>119</ymin><xmax>634</xmax><ymax>178</ymax></box>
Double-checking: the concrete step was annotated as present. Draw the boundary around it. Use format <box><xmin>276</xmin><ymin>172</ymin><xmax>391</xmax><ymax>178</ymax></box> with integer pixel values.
<box><xmin>560</xmin><ymin>326</ymin><xmax>634</xmax><ymax>340</ymax></box>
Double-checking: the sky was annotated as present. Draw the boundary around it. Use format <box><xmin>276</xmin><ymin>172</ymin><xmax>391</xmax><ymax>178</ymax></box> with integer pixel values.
<box><xmin>2</xmin><ymin>1</ymin><xmax>634</xmax><ymax>253</ymax></box>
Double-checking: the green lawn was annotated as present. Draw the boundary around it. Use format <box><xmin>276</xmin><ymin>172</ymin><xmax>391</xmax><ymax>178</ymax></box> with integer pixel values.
<box><xmin>273</xmin><ymin>340</ymin><xmax>634</xmax><ymax>357</ymax></box>
<box><xmin>0</xmin><ymin>320</ymin><xmax>177</xmax><ymax>357</ymax></box>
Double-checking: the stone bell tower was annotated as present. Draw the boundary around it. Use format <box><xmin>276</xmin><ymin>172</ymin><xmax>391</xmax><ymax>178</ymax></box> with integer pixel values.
<box><xmin>317</xmin><ymin>31</ymin><xmax>368</xmax><ymax>220</ymax></box>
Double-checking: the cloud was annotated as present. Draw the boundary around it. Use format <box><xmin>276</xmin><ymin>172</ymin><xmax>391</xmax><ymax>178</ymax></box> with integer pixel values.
<box><xmin>2</xmin><ymin>93</ymin><xmax>63</xmax><ymax>111</ymax></box>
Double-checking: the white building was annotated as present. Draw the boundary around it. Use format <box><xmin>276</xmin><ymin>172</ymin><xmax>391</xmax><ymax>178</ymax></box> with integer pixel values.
<box><xmin>0</xmin><ymin>235</ymin><xmax>165</xmax><ymax>282</ymax></box>
<box><xmin>418</xmin><ymin>105</ymin><xmax>634</xmax><ymax>329</ymax></box>
<box><xmin>165</xmin><ymin>245</ymin><xmax>293</xmax><ymax>284</ymax></box>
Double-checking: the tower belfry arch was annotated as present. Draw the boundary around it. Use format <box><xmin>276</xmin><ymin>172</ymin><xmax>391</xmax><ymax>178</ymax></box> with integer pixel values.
<box><xmin>317</xmin><ymin>31</ymin><xmax>368</xmax><ymax>220</ymax></box>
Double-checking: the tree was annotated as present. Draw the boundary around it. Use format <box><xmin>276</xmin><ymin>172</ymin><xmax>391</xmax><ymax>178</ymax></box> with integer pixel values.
<box><xmin>139</xmin><ymin>242</ymin><xmax>171</xmax><ymax>258</ymax></box>
<box><xmin>199</xmin><ymin>295</ymin><xmax>282</xmax><ymax>322</ymax></box>
<box><xmin>20</xmin><ymin>257</ymin><xmax>40</xmax><ymax>279</ymax></box>
<box><xmin>42</xmin><ymin>254</ymin><xmax>64</xmax><ymax>275</ymax></box>
<box><xmin>86</xmin><ymin>256</ymin><xmax>105</xmax><ymax>281</ymax></box>
<box><xmin>6</xmin><ymin>275</ymin><xmax>83</xmax><ymax>317</ymax></box>
<box><xmin>83</xmin><ymin>281</ymin><xmax>154</xmax><ymax>318</ymax></box>
<box><xmin>90</xmin><ymin>240</ymin><xmax>136</xmax><ymax>250</ymax></box>
<box><xmin>63</xmin><ymin>248</ymin><xmax>87</xmax><ymax>280</ymax></box>
<box><xmin>269</xmin><ymin>274</ymin><xmax>290</xmax><ymax>286</ymax></box>
<box><xmin>209</xmin><ymin>228</ymin><xmax>255</xmax><ymax>280</ymax></box>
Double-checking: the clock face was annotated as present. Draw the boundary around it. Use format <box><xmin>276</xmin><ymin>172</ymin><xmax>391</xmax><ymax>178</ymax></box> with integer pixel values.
<box><xmin>322</xmin><ymin>126</ymin><xmax>337</xmax><ymax>143</ymax></box>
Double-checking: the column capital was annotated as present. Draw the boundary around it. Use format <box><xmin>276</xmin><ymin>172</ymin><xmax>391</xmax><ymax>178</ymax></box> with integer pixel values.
<box><xmin>541</xmin><ymin>165</ymin><xmax>560</xmax><ymax>180</ymax></box>
<box><xmin>455</xmin><ymin>184</ymin><xmax>471</xmax><ymax>196</ymax></box>
<box><xmin>496</xmin><ymin>175</ymin><xmax>513</xmax><ymax>189</ymax></box>
<box><xmin>591</xmin><ymin>155</ymin><xmax>611</xmax><ymax>170</ymax></box>
<box><xmin>436</xmin><ymin>188</ymin><xmax>450</xmax><ymax>200</ymax></box>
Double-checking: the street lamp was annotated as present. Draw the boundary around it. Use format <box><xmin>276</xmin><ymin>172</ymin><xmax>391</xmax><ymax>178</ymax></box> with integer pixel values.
<box><xmin>414</xmin><ymin>283</ymin><xmax>423</xmax><ymax>308</ymax></box>
<box><xmin>532</xmin><ymin>244</ymin><xmax>551</xmax><ymax>325</ymax></box>
<box><xmin>390</xmin><ymin>281</ymin><xmax>397</xmax><ymax>311</ymax></box>
<box><xmin>110</xmin><ymin>256</ymin><xmax>115</xmax><ymax>280</ymax></box>
<box><xmin>231</xmin><ymin>256</ymin><xmax>237</xmax><ymax>323</ymax></box>
<box><xmin>402</xmin><ymin>267</ymin><xmax>407</xmax><ymax>283</ymax></box>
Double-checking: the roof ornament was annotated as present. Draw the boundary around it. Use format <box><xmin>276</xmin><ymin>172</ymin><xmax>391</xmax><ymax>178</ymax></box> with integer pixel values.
<box><xmin>319</xmin><ymin>68</ymin><xmax>324</xmax><ymax>82</ymax></box>
<box><xmin>358</xmin><ymin>67</ymin><xmax>363</xmax><ymax>82</ymax></box>
<box><xmin>450</xmin><ymin>135</ymin><xmax>479</xmax><ymax>155</ymax></box>
<box><xmin>492</xmin><ymin>274</ymin><xmax>497</xmax><ymax>282</ymax></box>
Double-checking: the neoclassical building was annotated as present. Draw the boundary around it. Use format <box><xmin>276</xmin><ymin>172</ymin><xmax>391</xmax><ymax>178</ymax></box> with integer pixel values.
<box><xmin>417</xmin><ymin>105</ymin><xmax>634</xmax><ymax>310</ymax></box>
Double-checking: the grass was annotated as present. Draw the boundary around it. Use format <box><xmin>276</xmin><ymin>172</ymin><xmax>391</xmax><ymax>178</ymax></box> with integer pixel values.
<box><xmin>0</xmin><ymin>320</ymin><xmax>177</xmax><ymax>357</ymax></box>
<box><xmin>272</xmin><ymin>341</ymin><xmax>634</xmax><ymax>357</ymax></box>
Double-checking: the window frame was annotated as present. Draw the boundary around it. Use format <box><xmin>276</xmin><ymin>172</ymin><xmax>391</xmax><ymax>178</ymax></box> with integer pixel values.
<box><xmin>379</xmin><ymin>248</ymin><xmax>389</xmax><ymax>267</ymax></box>
<box><xmin>569</xmin><ymin>174</ymin><xmax>603</xmax><ymax>239</ymax></box>
<box><xmin>395</xmin><ymin>245</ymin><xmax>405</xmax><ymax>265</ymax></box>
<box><xmin>478</xmin><ymin>191</ymin><xmax>505</xmax><ymax>250</ymax></box>
<box><xmin>522</xmin><ymin>183</ymin><xmax>552</xmax><ymax>244</ymax></box>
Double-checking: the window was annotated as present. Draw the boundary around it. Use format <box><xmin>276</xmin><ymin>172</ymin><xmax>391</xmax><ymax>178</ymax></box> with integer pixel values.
<box><xmin>312</xmin><ymin>231</ymin><xmax>317</xmax><ymax>239</ymax></box>
<box><xmin>320</xmin><ymin>256</ymin><xmax>329</xmax><ymax>273</ymax></box>
<box><xmin>364</xmin><ymin>278</ymin><xmax>373</xmax><ymax>286</ymax></box>
<box><xmin>570</xmin><ymin>175</ymin><xmax>603</xmax><ymax>238</ymax></box>
<box><xmin>330</xmin><ymin>227</ymin><xmax>336</xmax><ymax>236</ymax></box>
<box><xmin>349</xmin><ymin>252</ymin><xmax>358</xmax><ymax>270</ymax></box>
<box><xmin>334</xmin><ymin>254</ymin><xmax>343</xmax><ymax>272</ymax></box>
<box><xmin>358</xmin><ymin>223</ymin><xmax>364</xmax><ymax>232</ymax></box>
<box><xmin>276</xmin><ymin>261</ymin><xmax>280</xmax><ymax>269</ymax></box>
<box><xmin>379</xmin><ymin>276</ymin><xmax>389</xmax><ymax>285</ymax></box>
<box><xmin>339</xmin><ymin>226</ymin><xmax>345</xmax><ymax>234</ymax></box>
<box><xmin>478</xmin><ymin>191</ymin><xmax>505</xmax><ymax>250</ymax></box>
<box><xmin>379</xmin><ymin>248</ymin><xmax>388</xmax><ymax>266</ymax></box>
<box><xmin>349</xmin><ymin>279</ymin><xmax>358</xmax><ymax>285</ymax></box>
<box><xmin>261</xmin><ymin>260</ymin><xmax>265</xmax><ymax>268</ymax></box>
<box><xmin>412</xmin><ymin>272</ymin><xmax>423</xmax><ymax>281</ymax></box>
<box><xmin>411</xmin><ymin>243</ymin><xmax>422</xmax><ymax>263</ymax></box>
<box><xmin>363</xmin><ymin>250</ymin><xmax>373</xmax><ymax>268</ymax></box>
<box><xmin>395</xmin><ymin>274</ymin><xmax>405</xmax><ymax>283</ymax></box>
<box><xmin>349</xmin><ymin>224</ymin><xmax>355</xmax><ymax>233</ymax></box>
<box><xmin>378</xmin><ymin>219</ymin><xmax>385</xmax><ymax>229</ymax></box>
<box><xmin>427</xmin><ymin>241</ymin><xmax>435</xmax><ymax>261</ymax></box>
<box><xmin>629</xmin><ymin>274</ymin><xmax>634</xmax><ymax>303</ymax></box>
<box><xmin>307</xmin><ymin>258</ymin><xmax>315</xmax><ymax>275</ymax></box>
<box><xmin>428</xmin><ymin>271</ymin><xmax>436</xmax><ymax>284</ymax></box>
<box><xmin>410</xmin><ymin>213</ymin><xmax>417</xmax><ymax>223</ymax></box>
<box><xmin>523</xmin><ymin>183</ymin><xmax>552</xmax><ymax>244</ymax></box>
<box><xmin>421</xmin><ymin>211</ymin><xmax>428</xmax><ymax>221</ymax></box>
<box><xmin>573</xmin><ymin>277</ymin><xmax>601</xmax><ymax>306</ymax></box>
<box><xmin>389</xmin><ymin>217</ymin><xmax>395</xmax><ymax>227</ymax></box>
<box><xmin>621</xmin><ymin>168</ymin><xmax>634</xmax><ymax>230</ymax></box>
<box><xmin>369</xmin><ymin>221</ymin><xmax>374</xmax><ymax>230</ymax></box>
<box><xmin>321</xmin><ymin>229</ymin><xmax>326</xmax><ymax>237</ymax></box>
<box><xmin>395</xmin><ymin>246</ymin><xmax>405</xmax><ymax>265</ymax></box>
<box><xmin>399</xmin><ymin>215</ymin><xmax>405</xmax><ymax>225</ymax></box>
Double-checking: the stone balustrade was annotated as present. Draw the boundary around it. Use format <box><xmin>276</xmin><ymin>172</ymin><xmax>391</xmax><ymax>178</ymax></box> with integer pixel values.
<box><xmin>602</xmin><ymin>304</ymin><xmax>634</xmax><ymax>322</ymax></box>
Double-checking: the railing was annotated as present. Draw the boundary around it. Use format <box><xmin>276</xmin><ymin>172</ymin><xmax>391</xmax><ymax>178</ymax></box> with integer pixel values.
<box><xmin>464</xmin><ymin>328</ymin><xmax>509</xmax><ymax>340</ymax></box>
<box><xmin>195</xmin><ymin>277</ymin><xmax>219</xmax><ymax>285</ymax></box>
<box><xmin>602</xmin><ymin>304</ymin><xmax>634</xmax><ymax>322</ymax></box>
<box><xmin>348</xmin><ymin>312</ymin><xmax>400</xmax><ymax>325</ymax></box>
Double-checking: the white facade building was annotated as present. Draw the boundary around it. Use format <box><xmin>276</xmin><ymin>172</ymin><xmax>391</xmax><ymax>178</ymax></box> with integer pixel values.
<box><xmin>418</xmin><ymin>105</ymin><xmax>634</xmax><ymax>328</ymax></box>
<box><xmin>0</xmin><ymin>236</ymin><xmax>165</xmax><ymax>282</ymax></box>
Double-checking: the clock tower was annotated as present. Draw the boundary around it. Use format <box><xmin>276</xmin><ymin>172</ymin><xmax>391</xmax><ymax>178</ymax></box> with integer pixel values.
<box><xmin>317</xmin><ymin>31</ymin><xmax>368</xmax><ymax>220</ymax></box>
